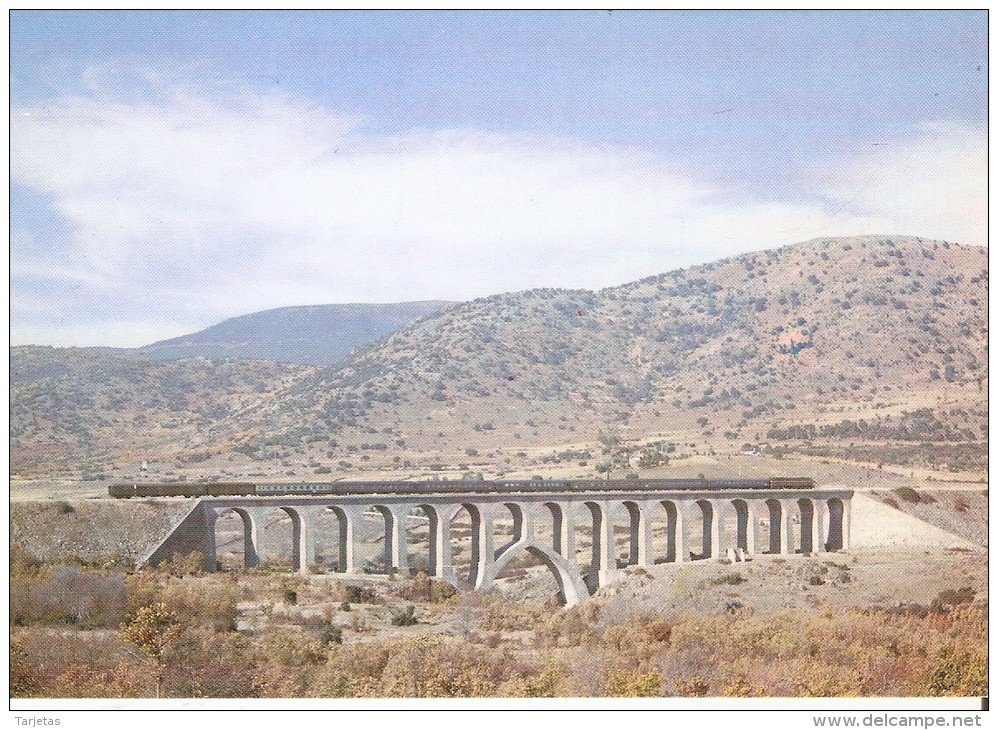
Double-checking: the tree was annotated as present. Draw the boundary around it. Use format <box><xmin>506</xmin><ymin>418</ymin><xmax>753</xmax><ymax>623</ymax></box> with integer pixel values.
<box><xmin>123</xmin><ymin>602</ymin><xmax>180</xmax><ymax>698</ymax></box>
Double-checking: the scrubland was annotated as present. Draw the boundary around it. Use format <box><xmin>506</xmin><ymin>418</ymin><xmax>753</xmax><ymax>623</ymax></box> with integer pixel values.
<box><xmin>10</xmin><ymin>547</ymin><xmax>986</xmax><ymax>699</ymax></box>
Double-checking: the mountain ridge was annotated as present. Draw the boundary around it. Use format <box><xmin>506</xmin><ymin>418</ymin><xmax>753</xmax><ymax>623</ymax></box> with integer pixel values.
<box><xmin>134</xmin><ymin>300</ymin><xmax>454</xmax><ymax>365</ymax></box>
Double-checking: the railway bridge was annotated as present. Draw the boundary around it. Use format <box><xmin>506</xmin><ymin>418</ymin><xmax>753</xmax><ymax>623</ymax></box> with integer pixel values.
<box><xmin>143</xmin><ymin>481</ymin><xmax>852</xmax><ymax>607</ymax></box>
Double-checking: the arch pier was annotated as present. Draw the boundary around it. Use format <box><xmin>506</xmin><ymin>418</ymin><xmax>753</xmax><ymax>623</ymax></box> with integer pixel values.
<box><xmin>148</xmin><ymin>484</ymin><xmax>852</xmax><ymax>607</ymax></box>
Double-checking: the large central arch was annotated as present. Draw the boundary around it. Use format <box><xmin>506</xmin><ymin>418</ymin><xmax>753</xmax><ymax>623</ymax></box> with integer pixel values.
<box><xmin>488</xmin><ymin>541</ymin><xmax>589</xmax><ymax>607</ymax></box>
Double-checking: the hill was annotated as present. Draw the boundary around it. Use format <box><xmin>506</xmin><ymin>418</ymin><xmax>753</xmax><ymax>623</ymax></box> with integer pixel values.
<box><xmin>221</xmin><ymin>235</ymin><xmax>987</xmax><ymax>480</ymax></box>
<box><xmin>9</xmin><ymin>346</ymin><xmax>315</xmax><ymax>478</ymax></box>
<box><xmin>9</xmin><ymin>235</ymin><xmax>988</xmax><ymax>486</ymax></box>
<box><xmin>134</xmin><ymin>301</ymin><xmax>453</xmax><ymax>365</ymax></box>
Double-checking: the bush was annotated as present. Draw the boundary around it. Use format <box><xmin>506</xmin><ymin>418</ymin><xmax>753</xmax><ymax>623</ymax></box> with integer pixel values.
<box><xmin>391</xmin><ymin>605</ymin><xmax>418</xmax><ymax>626</ymax></box>
<box><xmin>320</xmin><ymin>623</ymin><xmax>343</xmax><ymax>647</ymax></box>
<box><xmin>711</xmin><ymin>572</ymin><xmax>746</xmax><ymax>586</ymax></box>
<box><xmin>927</xmin><ymin>644</ymin><xmax>988</xmax><ymax>696</ymax></box>
<box><xmin>341</xmin><ymin>584</ymin><xmax>379</xmax><ymax>604</ymax></box>
<box><xmin>282</xmin><ymin>588</ymin><xmax>298</xmax><ymax>605</ymax></box>
<box><xmin>931</xmin><ymin>587</ymin><xmax>975</xmax><ymax>613</ymax></box>
<box><xmin>894</xmin><ymin>486</ymin><xmax>921</xmax><ymax>503</ymax></box>
<box><xmin>11</xmin><ymin>564</ymin><xmax>129</xmax><ymax>628</ymax></box>
<box><xmin>605</xmin><ymin>667</ymin><xmax>662</xmax><ymax>697</ymax></box>
<box><xmin>431</xmin><ymin>580</ymin><xmax>458</xmax><ymax>603</ymax></box>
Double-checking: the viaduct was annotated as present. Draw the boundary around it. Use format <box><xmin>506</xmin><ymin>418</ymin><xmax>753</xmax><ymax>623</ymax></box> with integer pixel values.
<box><xmin>143</xmin><ymin>481</ymin><xmax>852</xmax><ymax>607</ymax></box>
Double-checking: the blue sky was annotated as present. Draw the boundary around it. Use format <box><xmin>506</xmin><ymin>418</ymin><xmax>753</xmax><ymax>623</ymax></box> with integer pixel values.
<box><xmin>10</xmin><ymin>11</ymin><xmax>988</xmax><ymax>347</ymax></box>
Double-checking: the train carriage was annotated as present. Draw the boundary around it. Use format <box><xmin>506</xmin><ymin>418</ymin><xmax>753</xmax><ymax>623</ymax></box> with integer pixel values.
<box><xmin>109</xmin><ymin>477</ymin><xmax>813</xmax><ymax>498</ymax></box>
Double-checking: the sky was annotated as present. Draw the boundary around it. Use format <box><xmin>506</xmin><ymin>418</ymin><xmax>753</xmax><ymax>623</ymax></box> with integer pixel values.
<box><xmin>9</xmin><ymin>10</ymin><xmax>988</xmax><ymax>347</ymax></box>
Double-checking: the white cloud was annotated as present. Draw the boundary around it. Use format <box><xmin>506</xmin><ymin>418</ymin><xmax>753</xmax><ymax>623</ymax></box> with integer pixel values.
<box><xmin>9</xmin><ymin>85</ymin><xmax>987</xmax><ymax>347</ymax></box>
<box><xmin>824</xmin><ymin>121</ymin><xmax>987</xmax><ymax>247</ymax></box>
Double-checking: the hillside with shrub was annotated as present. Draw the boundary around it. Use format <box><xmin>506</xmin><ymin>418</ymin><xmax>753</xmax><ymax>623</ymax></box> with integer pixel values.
<box><xmin>9</xmin><ymin>235</ymin><xmax>988</xmax><ymax>484</ymax></box>
<box><xmin>221</xmin><ymin>235</ymin><xmax>987</xmax><ymax>481</ymax></box>
<box><xmin>9</xmin><ymin>347</ymin><xmax>315</xmax><ymax>478</ymax></box>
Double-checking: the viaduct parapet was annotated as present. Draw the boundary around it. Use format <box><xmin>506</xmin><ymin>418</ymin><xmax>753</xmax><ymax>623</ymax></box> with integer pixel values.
<box><xmin>142</xmin><ymin>482</ymin><xmax>852</xmax><ymax>607</ymax></box>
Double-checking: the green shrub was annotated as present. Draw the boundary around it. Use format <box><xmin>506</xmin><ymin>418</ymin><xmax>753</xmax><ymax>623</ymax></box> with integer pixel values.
<box><xmin>711</xmin><ymin>572</ymin><xmax>746</xmax><ymax>586</ymax></box>
<box><xmin>391</xmin><ymin>605</ymin><xmax>417</xmax><ymax>626</ymax></box>
<box><xmin>320</xmin><ymin>623</ymin><xmax>343</xmax><ymax>646</ymax></box>
<box><xmin>342</xmin><ymin>584</ymin><xmax>378</xmax><ymax>604</ymax></box>
<box><xmin>930</xmin><ymin>586</ymin><xmax>975</xmax><ymax>613</ymax></box>
<box><xmin>431</xmin><ymin>580</ymin><xmax>458</xmax><ymax>603</ymax></box>
<box><xmin>927</xmin><ymin>644</ymin><xmax>988</xmax><ymax>696</ymax></box>
<box><xmin>894</xmin><ymin>486</ymin><xmax>921</xmax><ymax>503</ymax></box>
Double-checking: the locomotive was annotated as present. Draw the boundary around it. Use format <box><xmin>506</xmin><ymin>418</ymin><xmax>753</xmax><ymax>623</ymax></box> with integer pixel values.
<box><xmin>108</xmin><ymin>476</ymin><xmax>814</xmax><ymax>499</ymax></box>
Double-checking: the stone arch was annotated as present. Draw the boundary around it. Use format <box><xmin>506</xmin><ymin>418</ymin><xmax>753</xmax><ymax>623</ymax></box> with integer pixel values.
<box><xmin>489</xmin><ymin>542</ymin><xmax>588</xmax><ymax>608</ymax></box>
<box><xmin>825</xmin><ymin>498</ymin><xmax>844</xmax><ymax>551</ymax></box>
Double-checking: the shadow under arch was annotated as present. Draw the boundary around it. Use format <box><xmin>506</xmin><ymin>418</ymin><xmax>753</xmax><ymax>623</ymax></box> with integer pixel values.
<box><xmin>413</xmin><ymin>503</ymin><xmax>444</xmax><ymax>577</ymax></box>
<box><xmin>259</xmin><ymin>505</ymin><xmax>305</xmax><ymax>571</ymax></box>
<box><xmin>731</xmin><ymin>499</ymin><xmax>750</xmax><ymax>553</ymax></box>
<box><xmin>693</xmin><ymin>499</ymin><xmax>713</xmax><ymax>560</ymax></box>
<box><xmin>447</xmin><ymin>502</ymin><xmax>483</xmax><ymax>587</ymax></box>
<box><xmin>494</xmin><ymin>502</ymin><xmax>525</xmax><ymax>560</ymax></box>
<box><xmin>825</xmin><ymin>498</ymin><xmax>844</xmax><ymax>551</ymax></box>
<box><xmin>212</xmin><ymin>506</ymin><xmax>258</xmax><ymax>569</ymax></box>
<box><xmin>489</xmin><ymin>541</ymin><xmax>588</xmax><ymax>607</ymax></box>
<box><xmin>797</xmin><ymin>498</ymin><xmax>815</xmax><ymax>554</ymax></box>
<box><xmin>319</xmin><ymin>505</ymin><xmax>349</xmax><ymax>573</ymax></box>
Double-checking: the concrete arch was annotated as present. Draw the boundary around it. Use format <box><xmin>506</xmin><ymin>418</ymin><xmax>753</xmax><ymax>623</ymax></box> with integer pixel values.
<box><xmin>543</xmin><ymin>502</ymin><xmax>567</xmax><ymax>556</ymax></box>
<box><xmin>277</xmin><ymin>506</ymin><xmax>304</xmax><ymax>571</ymax></box>
<box><xmin>764</xmin><ymin>499</ymin><xmax>783</xmax><ymax>554</ymax></box>
<box><xmin>494</xmin><ymin>502</ymin><xmax>525</xmax><ymax>560</ymax></box>
<box><xmin>212</xmin><ymin>506</ymin><xmax>259</xmax><ymax>569</ymax></box>
<box><xmin>731</xmin><ymin>499</ymin><xmax>751</xmax><ymax>554</ymax></box>
<box><xmin>826</xmin><ymin>498</ymin><xmax>845</xmax><ymax>551</ymax></box>
<box><xmin>366</xmin><ymin>504</ymin><xmax>407</xmax><ymax>574</ymax></box>
<box><xmin>693</xmin><ymin>499</ymin><xmax>714</xmax><ymax>560</ymax></box>
<box><xmin>318</xmin><ymin>505</ymin><xmax>350</xmax><ymax>573</ymax></box>
<box><xmin>621</xmin><ymin>501</ymin><xmax>642</xmax><ymax>567</ymax></box>
<box><xmin>659</xmin><ymin>500</ymin><xmax>686</xmax><ymax>563</ymax></box>
<box><xmin>490</xmin><ymin>541</ymin><xmax>588</xmax><ymax>607</ymax></box>
<box><xmin>416</xmin><ymin>503</ymin><xmax>454</xmax><ymax>582</ymax></box>
<box><xmin>447</xmin><ymin>502</ymin><xmax>483</xmax><ymax>587</ymax></box>
<box><xmin>581</xmin><ymin>501</ymin><xmax>605</xmax><ymax>593</ymax></box>
<box><xmin>798</xmin><ymin>498</ymin><xmax>815</xmax><ymax>554</ymax></box>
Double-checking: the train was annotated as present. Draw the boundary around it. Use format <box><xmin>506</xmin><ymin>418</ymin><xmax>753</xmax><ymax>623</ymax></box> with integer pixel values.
<box><xmin>108</xmin><ymin>476</ymin><xmax>814</xmax><ymax>499</ymax></box>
